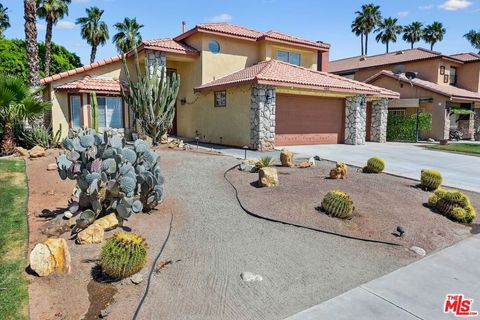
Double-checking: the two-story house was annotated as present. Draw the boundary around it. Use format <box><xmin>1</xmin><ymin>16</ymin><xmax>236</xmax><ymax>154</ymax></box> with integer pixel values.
<box><xmin>41</xmin><ymin>23</ymin><xmax>398</xmax><ymax>150</ymax></box>
<box><xmin>329</xmin><ymin>48</ymin><xmax>480</xmax><ymax>141</ymax></box>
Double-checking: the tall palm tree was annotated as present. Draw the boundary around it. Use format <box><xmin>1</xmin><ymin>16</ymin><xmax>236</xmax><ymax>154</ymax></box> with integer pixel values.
<box><xmin>354</xmin><ymin>3</ymin><xmax>382</xmax><ymax>55</ymax></box>
<box><xmin>423</xmin><ymin>22</ymin><xmax>446</xmax><ymax>51</ymax></box>
<box><xmin>37</xmin><ymin>0</ymin><xmax>71</xmax><ymax>76</ymax></box>
<box><xmin>375</xmin><ymin>17</ymin><xmax>402</xmax><ymax>53</ymax></box>
<box><xmin>464</xmin><ymin>30</ymin><xmax>480</xmax><ymax>53</ymax></box>
<box><xmin>402</xmin><ymin>22</ymin><xmax>424</xmax><ymax>49</ymax></box>
<box><xmin>76</xmin><ymin>7</ymin><xmax>109</xmax><ymax>64</ymax></box>
<box><xmin>0</xmin><ymin>75</ymin><xmax>51</xmax><ymax>155</ymax></box>
<box><xmin>113</xmin><ymin>17</ymin><xmax>143</xmax><ymax>53</ymax></box>
<box><xmin>24</xmin><ymin>0</ymin><xmax>40</xmax><ymax>88</ymax></box>
<box><xmin>351</xmin><ymin>16</ymin><xmax>366</xmax><ymax>55</ymax></box>
<box><xmin>0</xmin><ymin>3</ymin><xmax>10</xmax><ymax>37</ymax></box>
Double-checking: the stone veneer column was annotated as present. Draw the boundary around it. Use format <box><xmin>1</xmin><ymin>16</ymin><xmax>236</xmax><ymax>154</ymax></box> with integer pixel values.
<box><xmin>344</xmin><ymin>95</ymin><xmax>367</xmax><ymax>145</ymax></box>
<box><xmin>250</xmin><ymin>85</ymin><xmax>276</xmax><ymax>151</ymax></box>
<box><xmin>370</xmin><ymin>98</ymin><xmax>389</xmax><ymax>143</ymax></box>
<box><xmin>146</xmin><ymin>50</ymin><xmax>166</xmax><ymax>77</ymax></box>
<box><xmin>443</xmin><ymin>109</ymin><xmax>451</xmax><ymax>140</ymax></box>
<box><xmin>467</xmin><ymin>112</ymin><xmax>475</xmax><ymax>140</ymax></box>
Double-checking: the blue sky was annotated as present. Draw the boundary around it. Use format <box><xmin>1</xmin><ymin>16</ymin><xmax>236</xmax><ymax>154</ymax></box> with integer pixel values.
<box><xmin>2</xmin><ymin>0</ymin><xmax>480</xmax><ymax>65</ymax></box>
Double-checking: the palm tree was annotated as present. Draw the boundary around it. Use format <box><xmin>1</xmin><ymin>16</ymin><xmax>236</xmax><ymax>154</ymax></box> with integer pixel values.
<box><xmin>464</xmin><ymin>30</ymin><xmax>480</xmax><ymax>53</ymax></box>
<box><xmin>24</xmin><ymin>0</ymin><xmax>40</xmax><ymax>88</ymax></box>
<box><xmin>0</xmin><ymin>75</ymin><xmax>51</xmax><ymax>155</ymax></box>
<box><xmin>423</xmin><ymin>22</ymin><xmax>446</xmax><ymax>51</ymax></box>
<box><xmin>0</xmin><ymin>4</ymin><xmax>10</xmax><ymax>37</ymax></box>
<box><xmin>37</xmin><ymin>0</ymin><xmax>71</xmax><ymax>76</ymax></box>
<box><xmin>351</xmin><ymin>16</ymin><xmax>366</xmax><ymax>55</ymax></box>
<box><xmin>76</xmin><ymin>7</ymin><xmax>109</xmax><ymax>64</ymax></box>
<box><xmin>113</xmin><ymin>17</ymin><xmax>143</xmax><ymax>53</ymax></box>
<box><xmin>402</xmin><ymin>22</ymin><xmax>424</xmax><ymax>49</ymax></box>
<box><xmin>375</xmin><ymin>17</ymin><xmax>402</xmax><ymax>53</ymax></box>
<box><xmin>354</xmin><ymin>3</ymin><xmax>382</xmax><ymax>55</ymax></box>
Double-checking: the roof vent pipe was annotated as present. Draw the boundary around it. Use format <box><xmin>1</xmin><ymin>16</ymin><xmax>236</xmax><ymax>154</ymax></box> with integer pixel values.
<box><xmin>182</xmin><ymin>21</ymin><xmax>186</xmax><ymax>33</ymax></box>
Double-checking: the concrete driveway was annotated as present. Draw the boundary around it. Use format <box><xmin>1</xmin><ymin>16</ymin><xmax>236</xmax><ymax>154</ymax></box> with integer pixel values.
<box><xmin>287</xmin><ymin>142</ymin><xmax>480</xmax><ymax>193</ymax></box>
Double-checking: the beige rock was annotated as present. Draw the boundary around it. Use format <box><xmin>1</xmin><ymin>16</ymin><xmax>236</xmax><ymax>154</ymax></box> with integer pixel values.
<box><xmin>259</xmin><ymin>167</ymin><xmax>279</xmax><ymax>187</ymax></box>
<box><xmin>77</xmin><ymin>223</ymin><xmax>104</xmax><ymax>244</ymax></box>
<box><xmin>44</xmin><ymin>238</ymin><xmax>71</xmax><ymax>273</ymax></box>
<box><xmin>30</xmin><ymin>238</ymin><xmax>71</xmax><ymax>277</ymax></box>
<box><xmin>141</xmin><ymin>135</ymin><xmax>153</xmax><ymax>145</ymax></box>
<box><xmin>329</xmin><ymin>162</ymin><xmax>348</xmax><ymax>179</ymax></box>
<box><xmin>308</xmin><ymin>157</ymin><xmax>316</xmax><ymax>167</ymax></box>
<box><xmin>29</xmin><ymin>145</ymin><xmax>46</xmax><ymax>158</ymax></box>
<box><xmin>280</xmin><ymin>149</ymin><xmax>294</xmax><ymax>167</ymax></box>
<box><xmin>298</xmin><ymin>161</ymin><xmax>311</xmax><ymax>169</ymax></box>
<box><xmin>47</xmin><ymin>163</ymin><xmax>58</xmax><ymax>171</ymax></box>
<box><xmin>95</xmin><ymin>213</ymin><xmax>119</xmax><ymax>231</ymax></box>
<box><xmin>16</xmin><ymin>147</ymin><xmax>30</xmax><ymax>157</ymax></box>
<box><xmin>160</xmin><ymin>133</ymin><xmax>168</xmax><ymax>144</ymax></box>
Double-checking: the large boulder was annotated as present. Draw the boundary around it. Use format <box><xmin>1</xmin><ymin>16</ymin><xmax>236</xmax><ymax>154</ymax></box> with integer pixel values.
<box><xmin>280</xmin><ymin>149</ymin><xmax>294</xmax><ymax>167</ymax></box>
<box><xmin>29</xmin><ymin>145</ymin><xmax>46</xmax><ymax>158</ymax></box>
<box><xmin>77</xmin><ymin>223</ymin><xmax>104</xmax><ymax>244</ymax></box>
<box><xmin>95</xmin><ymin>213</ymin><xmax>119</xmax><ymax>231</ymax></box>
<box><xmin>29</xmin><ymin>238</ymin><xmax>71</xmax><ymax>277</ymax></box>
<box><xmin>259</xmin><ymin>167</ymin><xmax>279</xmax><ymax>187</ymax></box>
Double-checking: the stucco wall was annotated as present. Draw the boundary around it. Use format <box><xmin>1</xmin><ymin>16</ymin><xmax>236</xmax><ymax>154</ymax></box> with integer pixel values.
<box><xmin>456</xmin><ymin>62</ymin><xmax>480</xmax><ymax>92</ymax></box>
<box><xmin>259</xmin><ymin>41</ymin><xmax>318</xmax><ymax>70</ymax></box>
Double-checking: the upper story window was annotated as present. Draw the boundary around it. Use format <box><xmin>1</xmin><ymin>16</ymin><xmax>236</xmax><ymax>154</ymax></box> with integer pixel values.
<box><xmin>208</xmin><ymin>40</ymin><xmax>221</xmax><ymax>54</ymax></box>
<box><xmin>276</xmin><ymin>50</ymin><xmax>301</xmax><ymax>66</ymax></box>
<box><xmin>214</xmin><ymin>91</ymin><xmax>226</xmax><ymax>107</ymax></box>
<box><xmin>450</xmin><ymin>67</ymin><xmax>457</xmax><ymax>86</ymax></box>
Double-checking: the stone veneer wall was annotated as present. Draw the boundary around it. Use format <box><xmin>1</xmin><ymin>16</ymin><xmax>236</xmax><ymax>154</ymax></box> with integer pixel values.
<box><xmin>370</xmin><ymin>98</ymin><xmax>389</xmax><ymax>143</ymax></box>
<box><xmin>250</xmin><ymin>85</ymin><xmax>276</xmax><ymax>151</ymax></box>
<box><xmin>344</xmin><ymin>95</ymin><xmax>367</xmax><ymax>145</ymax></box>
<box><xmin>443</xmin><ymin>110</ymin><xmax>450</xmax><ymax>141</ymax></box>
<box><xmin>146</xmin><ymin>50</ymin><xmax>166</xmax><ymax>76</ymax></box>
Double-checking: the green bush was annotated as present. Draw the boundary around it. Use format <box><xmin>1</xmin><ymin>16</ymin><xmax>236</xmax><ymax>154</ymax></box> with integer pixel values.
<box><xmin>387</xmin><ymin>112</ymin><xmax>432</xmax><ymax>142</ymax></box>
<box><xmin>257</xmin><ymin>156</ymin><xmax>274</xmax><ymax>168</ymax></box>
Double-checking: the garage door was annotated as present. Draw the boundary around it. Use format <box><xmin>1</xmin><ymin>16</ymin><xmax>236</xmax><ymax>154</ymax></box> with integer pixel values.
<box><xmin>275</xmin><ymin>94</ymin><xmax>345</xmax><ymax>145</ymax></box>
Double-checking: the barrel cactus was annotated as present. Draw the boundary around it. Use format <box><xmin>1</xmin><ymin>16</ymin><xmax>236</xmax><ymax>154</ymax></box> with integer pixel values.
<box><xmin>100</xmin><ymin>232</ymin><xmax>148</xmax><ymax>279</ymax></box>
<box><xmin>321</xmin><ymin>190</ymin><xmax>354</xmax><ymax>219</ymax></box>
<box><xmin>420</xmin><ymin>169</ymin><xmax>442</xmax><ymax>190</ymax></box>
<box><xmin>363</xmin><ymin>157</ymin><xmax>385</xmax><ymax>173</ymax></box>
<box><xmin>427</xmin><ymin>188</ymin><xmax>476</xmax><ymax>223</ymax></box>
<box><xmin>56</xmin><ymin>129</ymin><xmax>164</xmax><ymax>232</ymax></box>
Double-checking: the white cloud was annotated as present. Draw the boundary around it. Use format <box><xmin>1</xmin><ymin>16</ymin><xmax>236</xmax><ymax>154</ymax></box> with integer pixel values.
<box><xmin>439</xmin><ymin>0</ymin><xmax>472</xmax><ymax>11</ymax></box>
<box><xmin>398</xmin><ymin>11</ymin><xmax>409</xmax><ymax>17</ymax></box>
<box><xmin>206</xmin><ymin>13</ymin><xmax>232</xmax><ymax>23</ymax></box>
<box><xmin>56</xmin><ymin>21</ymin><xmax>76</xmax><ymax>29</ymax></box>
<box><xmin>419</xmin><ymin>4</ymin><xmax>434</xmax><ymax>10</ymax></box>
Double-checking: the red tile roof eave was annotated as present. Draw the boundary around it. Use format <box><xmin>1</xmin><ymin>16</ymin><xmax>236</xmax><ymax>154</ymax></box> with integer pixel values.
<box><xmin>259</xmin><ymin>36</ymin><xmax>330</xmax><ymax>50</ymax></box>
<box><xmin>55</xmin><ymin>88</ymin><xmax>121</xmax><ymax>95</ymax></box>
<box><xmin>142</xmin><ymin>45</ymin><xmax>200</xmax><ymax>56</ymax></box>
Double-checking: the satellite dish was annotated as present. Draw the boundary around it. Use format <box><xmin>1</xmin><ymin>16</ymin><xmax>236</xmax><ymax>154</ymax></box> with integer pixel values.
<box><xmin>405</xmin><ymin>71</ymin><xmax>418</xmax><ymax>80</ymax></box>
<box><xmin>392</xmin><ymin>64</ymin><xmax>406</xmax><ymax>74</ymax></box>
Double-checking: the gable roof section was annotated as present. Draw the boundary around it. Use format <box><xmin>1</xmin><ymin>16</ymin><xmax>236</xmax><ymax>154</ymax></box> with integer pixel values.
<box><xmin>175</xmin><ymin>23</ymin><xmax>330</xmax><ymax>50</ymax></box>
<box><xmin>139</xmin><ymin>38</ymin><xmax>199</xmax><ymax>55</ymax></box>
<box><xmin>54</xmin><ymin>76</ymin><xmax>121</xmax><ymax>94</ymax></box>
<box><xmin>329</xmin><ymin>48</ymin><xmax>463</xmax><ymax>74</ymax></box>
<box><xmin>365</xmin><ymin>70</ymin><xmax>480</xmax><ymax>101</ymax></box>
<box><xmin>450</xmin><ymin>52</ymin><xmax>480</xmax><ymax>63</ymax></box>
<box><xmin>194</xmin><ymin>59</ymin><xmax>399</xmax><ymax>98</ymax></box>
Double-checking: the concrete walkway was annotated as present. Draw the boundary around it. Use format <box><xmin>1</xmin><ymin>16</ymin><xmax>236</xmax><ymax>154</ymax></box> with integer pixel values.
<box><xmin>285</xmin><ymin>235</ymin><xmax>480</xmax><ymax>320</ymax></box>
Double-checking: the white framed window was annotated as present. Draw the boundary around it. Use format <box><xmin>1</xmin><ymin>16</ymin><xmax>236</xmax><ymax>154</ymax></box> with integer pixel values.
<box><xmin>276</xmin><ymin>50</ymin><xmax>301</xmax><ymax>66</ymax></box>
<box><xmin>97</xmin><ymin>96</ymin><xmax>123</xmax><ymax>129</ymax></box>
<box><xmin>69</xmin><ymin>95</ymin><xmax>82</xmax><ymax>128</ymax></box>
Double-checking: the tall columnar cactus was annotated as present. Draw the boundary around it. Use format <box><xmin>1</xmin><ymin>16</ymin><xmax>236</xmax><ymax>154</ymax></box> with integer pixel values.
<box><xmin>100</xmin><ymin>231</ymin><xmax>148</xmax><ymax>279</ymax></box>
<box><xmin>420</xmin><ymin>169</ymin><xmax>442</xmax><ymax>190</ymax></box>
<box><xmin>121</xmin><ymin>49</ymin><xmax>180</xmax><ymax>145</ymax></box>
<box><xmin>363</xmin><ymin>157</ymin><xmax>385</xmax><ymax>173</ymax></box>
<box><xmin>90</xmin><ymin>91</ymin><xmax>99</xmax><ymax>132</ymax></box>
<box><xmin>427</xmin><ymin>188</ymin><xmax>476</xmax><ymax>224</ymax></box>
<box><xmin>321</xmin><ymin>190</ymin><xmax>354</xmax><ymax>219</ymax></box>
<box><xmin>56</xmin><ymin>129</ymin><xmax>164</xmax><ymax>231</ymax></box>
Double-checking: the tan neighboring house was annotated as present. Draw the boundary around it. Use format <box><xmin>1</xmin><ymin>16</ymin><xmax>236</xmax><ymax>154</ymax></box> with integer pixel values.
<box><xmin>329</xmin><ymin>48</ymin><xmax>480</xmax><ymax>141</ymax></box>
<box><xmin>41</xmin><ymin>23</ymin><xmax>399</xmax><ymax>150</ymax></box>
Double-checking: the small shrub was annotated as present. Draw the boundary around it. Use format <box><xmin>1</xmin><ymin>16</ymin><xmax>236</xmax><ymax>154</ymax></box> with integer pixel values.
<box><xmin>100</xmin><ymin>231</ymin><xmax>148</xmax><ymax>279</ymax></box>
<box><xmin>256</xmin><ymin>156</ymin><xmax>274</xmax><ymax>168</ymax></box>
<box><xmin>420</xmin><ymin>169</ymin><xmax>442</xmax><ymax>190</ymax></box>
<box><xmin>363</xmin><ymin>157</ymin><xmax>385</xmax><ymax>173</ymax></box>
<box><xmin>321</xmin><ymin>190</ymin><xmax>354</xmax><ymax>219</ymax></box>
<box><xmin>427</xmin><ymin>188</ymin><xmax>476</xmax><ymax>224</ymax></box>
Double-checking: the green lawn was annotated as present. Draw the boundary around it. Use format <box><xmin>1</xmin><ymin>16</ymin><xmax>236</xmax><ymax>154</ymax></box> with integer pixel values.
<box><xmin>428</xmin><ymin>143</ymin><xmax>480</xmax><ymax>155</ymax></box>
<box><xmin>0</xmin><ymin>159</ymin><xmax>29</xmax><ymax>320</ymax></box>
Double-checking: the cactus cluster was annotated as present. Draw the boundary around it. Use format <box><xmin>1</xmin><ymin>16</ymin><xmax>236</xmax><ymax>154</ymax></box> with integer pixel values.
<box><xmin>420</xmin><ymin>169</ymin><xmax>442</xmax><ymax>190</ymax></box>
<box><xmin>321</xmin><ymin>190</ymin><xmax>354</xmax><ymax>219</ymax></box>
<box><xmin>427</xmin><ymin>188</ymin><xmax>476</xmax><ymax>224</ymax></box>
<box><xmin>363</xmin><ymin>157</ymin><xmax>385</xmax><ymax>173</ymax></box>
<box><xmin>56</xmin><ymin>129</ymin><xmax>164</xmax><ymax>230</ymax></box>
<box><xmin>100</xmin><ymin>231</ymin><xmax>148</xmax><ymax>279</ymax></box>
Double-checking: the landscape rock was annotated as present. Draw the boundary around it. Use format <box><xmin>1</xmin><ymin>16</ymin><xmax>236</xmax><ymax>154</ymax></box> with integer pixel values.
<box><xmin>427</xmin><ymin>138</ymin><xmax>435</xmax><ymax>143</ymax></box>
<box><xmin>280</xmin><ymin>149</ymin><xmax>294</xmax><ymax>167</ymax></box>
<box><xmin>410</xmin><ymin>246</ymin><xmax>426</xmax><ymax>257</ymax></box>
<box><xmin>329</xmin><ymin>162</ymin><xmax>348</xmax><ymax>179</ymax></box>
<box><xmin>77</xmin><ymin>223</ymin><xmax>104</xmax><ymax>244</ymax></box>
<box><xmin>47</xmin><ymin>163</ymin><xmax>58</xmax><ymax>171</ymax></box>
<box><xmin>16</xmin><ymin>147</ymin><xmax>30</xmax><ymax>157</ymax></box>
<box><xmin>239</xmin><ymin>159</ymin><xmax>258</xmax><ymax>173</ymax></box>
<box><xmin>298</xmin><ymin>161</ymin><xmax>311</xmax><ymax>169</ymax></box>
<box><xmin>259</xmin><ymin>167</ymin><xmax>279</xmax><ymax>187</ymax></box>
<box><xmin>130</xmin><ymin>273</ymin><xmax>144</xmax><ymax>284</ymax></box>
<box><xmin>100</xmin><ymin>306</ymin><xmax>112</xmax><ymax>318</ymax></box>
<box><xmin>240</xmin><ymin>271</ymin><xmax>263</xmax><ymax>282</ymax></box>
<box><xmin>30</xmin><ymin>238</ymin><xmax>71</xmax><ymax>277</ymax></box>
<box><xmin>94</xmin><ymin>213</ymin><xmax>119</xmax><ymax>231</ymax></box>
<box><xmin>160</xmin><ymin>133</ymin><xmax>168</xmax><ymax>144</ymax></box>
<box><xmin>308</xmin><ymin>157</ymin><xmax>316</xmax><ymax>167</ymax></box>
<box><xmin>63</xmin><ymin>210</ymin><xmax>73</xmax><ymax>219</ymax></box>
<box><xmin>29</xmin><ymin>145</ymin><xmax>46</xmax><ymax>158</ymax></box>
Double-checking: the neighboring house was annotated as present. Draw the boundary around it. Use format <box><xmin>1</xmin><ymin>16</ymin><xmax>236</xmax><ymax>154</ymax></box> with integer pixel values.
<box><xmin>329</xmin><ymin>48</ymin><xmax>480</xmax><ymax>141</ymax></box>
<box><xmin>41</xmin><ymin>23</ymin><xmax>398</xmax><ymax>150</ymax></box>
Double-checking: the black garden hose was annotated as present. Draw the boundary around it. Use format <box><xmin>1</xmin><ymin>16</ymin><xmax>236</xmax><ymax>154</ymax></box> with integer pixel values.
<box><xmin>224</xmin><ymin>164</ymin><xmax>402</xmax><ymax>247</ymax></box>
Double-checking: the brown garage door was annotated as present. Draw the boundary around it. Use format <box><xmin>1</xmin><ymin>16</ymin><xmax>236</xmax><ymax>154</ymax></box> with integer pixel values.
<box><xmin>275</xmin><ymin>94</ymin><xmax>345</xmax><ymax>145</ymax></box>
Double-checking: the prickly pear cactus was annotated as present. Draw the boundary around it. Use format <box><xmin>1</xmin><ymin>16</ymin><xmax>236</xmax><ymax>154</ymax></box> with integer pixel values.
<box><xmin>56</xmin><ymin>128</ymin><xmax>164</xmax><ymax>230</ymax></box>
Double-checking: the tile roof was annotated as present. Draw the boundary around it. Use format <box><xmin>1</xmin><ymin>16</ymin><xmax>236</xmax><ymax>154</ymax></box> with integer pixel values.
<box><xmin>55</xmin><ymin>76</ymin><xmax>121</xmax><ymax>93</ymax></box>
<box><xmin>450</xmin><ymin>52</ymin><xmax>480</xmax><ymax>63</ymax></box>
<box><xmin>194</xmin><ymin>60</ymin><xmax>399</xmax><ymax>98</ymax></box>
<box><xmin>175</xmin><ymin>23</ymin><xmax>330</xmax><ymax>50</ymax></box>
<box><xmin>329</xmin><ymin>48</ymin><xmax>463</xmax><ymax>73</ymax></box>
<box><xmin>140</xmin><ymin>38</ymin><xmax>199</xmax><ymax>55</ymax></box>
<box><xmin>365</xmin><ymin>70</ymin><xmax>480</xmax><ymax>101</ymax></box>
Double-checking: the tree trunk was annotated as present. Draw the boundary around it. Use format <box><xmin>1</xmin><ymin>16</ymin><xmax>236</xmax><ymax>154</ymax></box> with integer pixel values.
<box><xmin>90</xmin><ymin>44</ymin><xmax>97</xmax><ymax>64</ymax></box>
<box><xmin>1</xmin><ymin>122</ymin><xmax>16</xmax><ymax>156</ymax></box>
<box><xmin>431</xmin><ymin>43</ymin><xmax>434</xmax><ymax>51</ymax></box>
<box><xmin>365</xmin><ymin>33</ymin><xmax>368</xmax><ymax>55</ymax></box>
<box><xmin>44</xmin><ymin>18</ymin><xmax>53</xmax><ymax>76</ymax></box>
<box><xmin>24</xmin><ymin>0</ymin><xmax>39</xmax><ymax>87</ymax></box>
<box><xmin>386</xmin><ymin>41</ymin><xmax>389</xmax><ymax>53</ymax></box>
<box><xmin>411</xmin><ymin>42</ymin><xmax>414</xmax><ymax>49</ymax></box>
<box><xmin>361</xmin><ymin>34</ymin><xmax>364</xmax><ymax>55</ymax></box>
